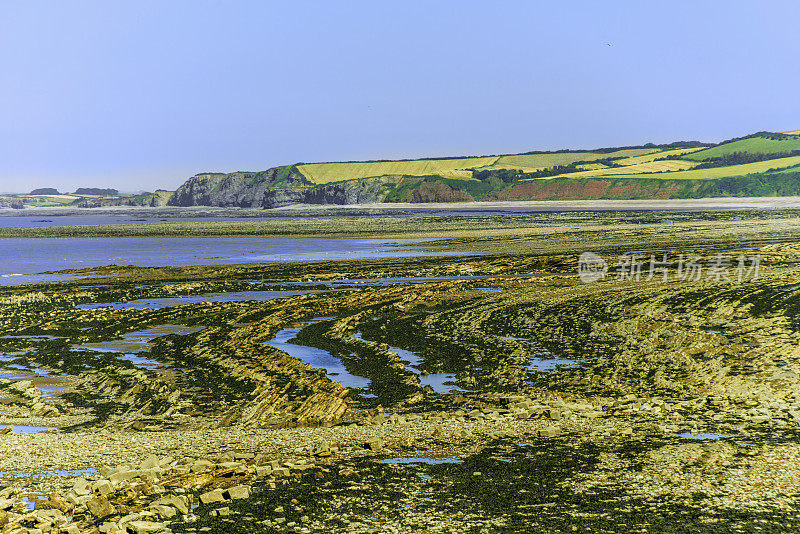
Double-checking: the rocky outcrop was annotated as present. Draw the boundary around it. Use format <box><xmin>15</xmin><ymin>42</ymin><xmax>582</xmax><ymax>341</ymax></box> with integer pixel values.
<box><xmin>168</xmin><ymin>166</ymin><xmax>386</xmax><ymax>208</ymax></box>
<box><xmin>0</xmin><ymin>197</ymin><xmax>24</xmax><ymax>209</ymax></box>
<box><xmin>169</xmin><ymin>167</ymin><xmax>303</xmax><ymax>208</ymax></box>
<box><xmin>148</xmin><ymin>190</ymin><xmax>174</xmax><ymax>206</ymax></box>
<box><xmin>291</xmin><ymin>179</ymin><xmax>386</xmax><ymax>207</ymax></box>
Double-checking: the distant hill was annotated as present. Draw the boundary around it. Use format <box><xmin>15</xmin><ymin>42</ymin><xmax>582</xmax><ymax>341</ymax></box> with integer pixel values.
<box><xmin>30</xmin><ymin>187</ymin><xmax>60</xmax><ymax>195</ymax></box>
<box><xmin>167</xmin><ymin>131</ymin><xmax>800</xmax><ymax>206</ymax></box>
<box><xmin>2</xmin><ymin>188</ymin><xmax>175</xmax><ymax>210</ymax></box>
<box><xmin>73</xmin><ymin>187</ymin><xmax>119</xmax><ymax>196</ymax></box>
<box><xmin>682</xmin><ymin>132</ymin><xmax>800</xmax><ymax>161</ymax></box>
<box><xmin>76</xmin><ymin>189</ymin><xmax>174</xmax><ymax>208</ymax></box>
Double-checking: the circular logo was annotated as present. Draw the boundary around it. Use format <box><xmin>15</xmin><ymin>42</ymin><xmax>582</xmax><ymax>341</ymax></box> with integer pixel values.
<box><xmin>578</xmin><ymin>252</ymin><xmax>608</xmax><ymax>283</ymax></box>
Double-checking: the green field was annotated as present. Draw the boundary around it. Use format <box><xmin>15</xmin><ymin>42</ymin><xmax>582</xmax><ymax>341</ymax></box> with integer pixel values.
<box><xmin>484</xmin><ymin>148</ymin><xmax>659</xmax><ymax>172</ymax></box>
<box><xmin>28</xmin><ymin>195</ymin><xmax>79</xmax><ymax>205</ymax></box>
<box><xmin>548</xmin><ymin>159</ymin><xmax>700</xmax><ymax>179</ymax></box>
<box><xmin>684</xmin><ymin>135</ymin><xmax>800</xmax><ymax>161</ymax></box>
<box><xmin>614</xmin><ymin>147</ymin><xmax>707</xmax><ymax>166</ymax></box>
<box><xmin>573</xmin><ymin>155</ymin><xmax>800</xmax><ymax>181</ymax></box>
<box><xmin>291</xmin><ymin>144</ymin><xmax>757</xmax><ymax>185</ymax></box>
<box><xmin>575</xmin><ymin>162</ymin><xmax>608</xmax><ymax>171</ymax></box>
<box><xmin>296</xmin><ymin>157</ymin><xmax>498</xmax><ymax>183</ymax></box>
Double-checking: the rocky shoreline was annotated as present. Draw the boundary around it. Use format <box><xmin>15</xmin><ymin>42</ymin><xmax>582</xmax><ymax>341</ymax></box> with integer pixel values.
<box><xmin>3</xmin><ymin>215</ymin><xmax>800</xmax><ymax>532</ymax></box>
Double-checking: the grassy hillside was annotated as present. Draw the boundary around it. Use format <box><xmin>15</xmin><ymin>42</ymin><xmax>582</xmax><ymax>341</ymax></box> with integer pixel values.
<box><xmin>485</xmin><ymin>148</ymin><xmax>659</xmax><ymax>172</ymax></box>
<box><xmin>684</xmin><ymin>133</ymin><xmax>800</xmax><ymax>161</ymax></box>
<box><xmin>573</xmin><ymin>156</ymin><xmax>800</xmax><ymax>181</ymax></box>
<box><xmin>23</xmin><ymin>194</ymin><xmax>81</xmax><ymax>206</ymax></box>
<box><xmin>371</xmin><ymin>132</ymin><xmax>800</xmax><ymax>202</ymax></box>
<box><xmin>156</xmin><ymin>129</ymin><xmax>800</xmax><ymax>207</ymax></box>
<box><xmin>296</xmin><ymin>157</ymin><xmax>497</xmax><ymax>183</ymax></box>
<box><xmin>614</xmin><ymin>147</ymin><xmax>707</xmax><ymax>166</ymax></box>
<box><xmin>547</xmin><ymin>159</ymin><xmax>700</xmax><ymax>179</ymax></box>
<box><xmin>296</xmin><ymin>148</ymin><xmax>679</xmax><ymax>183</ymax></box>
<box><xmin>288</xmin><ymin>132</ymin><xmax>800</xmax><ymax>202</ymax></box>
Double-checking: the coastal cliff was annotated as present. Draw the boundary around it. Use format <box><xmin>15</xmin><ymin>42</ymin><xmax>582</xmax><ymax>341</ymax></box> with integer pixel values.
<box><xmin>160</xmin><ymin>132</ymin><xmax>800</xmax><ymax>207</ymax></box>
<box><xmin>168</xmin><ymin>166</ymin><xmax>386</xmax><ymax>208</ymax></box>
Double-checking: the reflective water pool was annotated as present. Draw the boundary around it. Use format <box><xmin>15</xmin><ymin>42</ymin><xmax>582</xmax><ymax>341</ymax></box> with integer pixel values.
<box><xmin>266</xmin><ymin>328</ymin><xmax>371</xmax><ymax>390</ymax></box>
<box><xmin>76</xmin><ymin>290</ymin><xmax>315</xmax><ymax>310</ymax></box>
<box><xmin>0</xmin><ymin>237</ymin><xmax>456</xmax><ymax>284</ymax></box>
<box><xmin>353</xmin><ymin>332</ymin><xmax>465</xmax><ymax>394</ymax></box>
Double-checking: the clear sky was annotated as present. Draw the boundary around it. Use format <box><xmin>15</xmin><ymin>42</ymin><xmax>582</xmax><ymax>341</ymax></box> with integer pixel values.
<box><xmin>2</xmin><ymin>1</ymin><xmax>799</xmax><ymax>194</ymax></box>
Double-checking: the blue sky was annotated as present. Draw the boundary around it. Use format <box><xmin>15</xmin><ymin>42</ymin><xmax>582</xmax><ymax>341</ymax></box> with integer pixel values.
<box><xmin>1</xmin><ymin>1</ymin><xmax>798</xmax><ymax>193</ymax></box>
